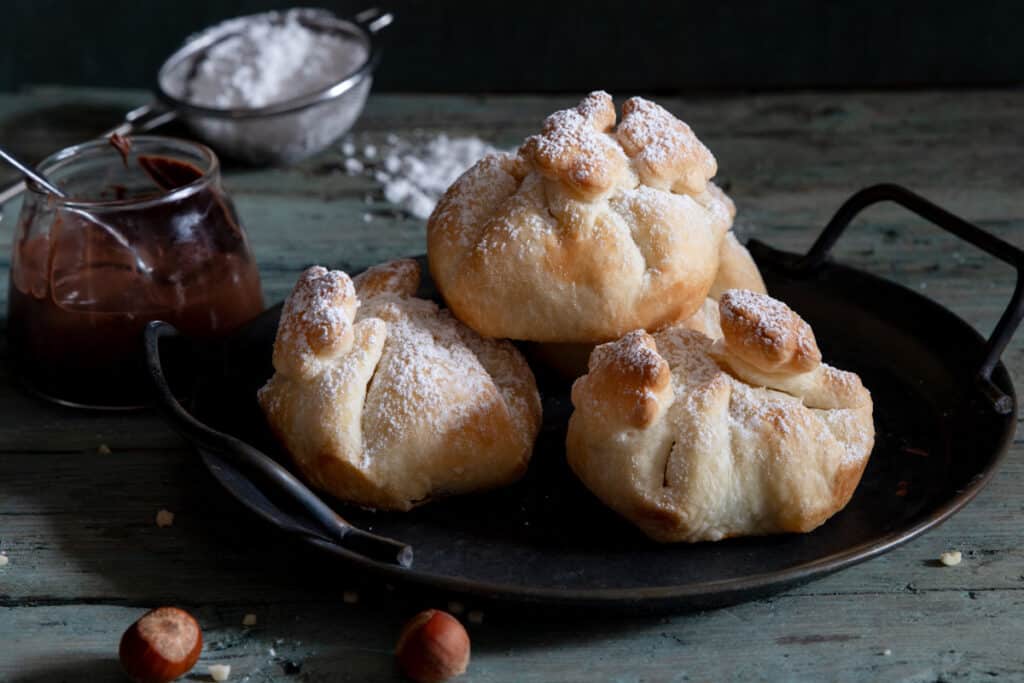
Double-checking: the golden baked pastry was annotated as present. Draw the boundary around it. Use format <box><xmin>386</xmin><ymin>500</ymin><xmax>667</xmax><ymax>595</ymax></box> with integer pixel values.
<box><xmin>427</xmin><ymin>91</ymin><xmax>733</xmax><ymax>343</ymax></box>
<box><xmin>680</xmin><ymin>235</ymin><xmax>766</xmax><ymax>341</ymax></box>
<box><xmin>258</xmin><ymin>259</ymin><xmax>542</xmax><ymax>511</ymax></box>
<box><xmin>711</xmin><ymin>232</ymin><xmax>766</xmax><ymax>300</ymax></box>
<box><xmin>566</xmin><ymin>289</ymin><xmax>874</xmax><ymax>542</ymax></box>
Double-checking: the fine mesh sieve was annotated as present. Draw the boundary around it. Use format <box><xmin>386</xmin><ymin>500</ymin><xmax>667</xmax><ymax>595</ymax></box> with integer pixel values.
<box><xmin>0</xmin><ymin>7</ymin><xmax>392</xmax><ymax>208</ymax></box>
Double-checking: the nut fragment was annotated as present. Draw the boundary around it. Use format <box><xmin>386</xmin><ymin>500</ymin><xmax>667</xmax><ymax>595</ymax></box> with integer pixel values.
<box><xmin>396</xmin><ymin>610</ymin><xmax>470</xmax><ymax>683</ymax></box>
<box><xmin>939</xmin><ymin>550</ymin><xmax>962</xmax><ymax>566</ymax></box>
<box><xmin>242</xmin><ymin>613</ymin><xmax>257</xmax><ymax>627</ymax></box>
<box><xmin>119</xmin><ymin>606</ymin><xmax>202</xmax><ymax>683</ymax></box>
<box><xmin>155</xmin><ymin>510</ymin><xmax>175</xmax><ymax>528</ymax></box>
<box><xmin>208</xmin><ymin>663</ymin><xmax>231</xmax><ymax>681</ymax></box>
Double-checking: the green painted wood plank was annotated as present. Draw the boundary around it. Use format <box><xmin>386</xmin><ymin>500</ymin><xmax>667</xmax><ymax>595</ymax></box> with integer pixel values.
<box><xmin>1</xmin><ymin>449</ymin><xmax>1022</xmax><ymax>604</ymax></box>
<box><xmin>3</xmin><ymin>587</ymin><xmax>1023</xmax><ymax>682</ymax></box>
<box><xmin>1</xmin><ymin>88</ymin><xmax>1023</xmax><ymax>681</ymax></box>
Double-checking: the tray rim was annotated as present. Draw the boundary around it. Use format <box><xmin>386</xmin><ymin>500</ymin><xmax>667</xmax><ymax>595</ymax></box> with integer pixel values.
<box><xmin>188</xmin><ymin>248</ymin><xmax>1018</xmax><ymax>610</ymax></box>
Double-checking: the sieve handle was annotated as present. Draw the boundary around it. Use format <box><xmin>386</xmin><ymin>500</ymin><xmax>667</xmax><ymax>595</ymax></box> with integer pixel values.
<box><xmin>105</xmin><ymin>101</ymin><xmax>179</xmax><ymax>137</ymax></box>
<box><xmin>353</xmin><ymin>7</ymin><xmax>394</xmax><ymax>34</ymax></box>
<box><xmin>0</xmin><ymin>101</ymin><xmax>178</xmax><ymax>216</ymax></box>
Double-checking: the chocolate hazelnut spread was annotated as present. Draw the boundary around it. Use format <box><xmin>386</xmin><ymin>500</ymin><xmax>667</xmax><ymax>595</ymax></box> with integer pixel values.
<box><xmin>7</xmin><ymin>144</ymin><xmax>264</xmax><ymax>407</ymax></box>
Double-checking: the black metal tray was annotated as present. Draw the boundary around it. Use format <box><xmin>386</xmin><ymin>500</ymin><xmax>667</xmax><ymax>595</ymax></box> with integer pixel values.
<box><xmin>146</xmin><ymin>185</ymin><xmax>1024</xmax><ymax>613</ymax></box>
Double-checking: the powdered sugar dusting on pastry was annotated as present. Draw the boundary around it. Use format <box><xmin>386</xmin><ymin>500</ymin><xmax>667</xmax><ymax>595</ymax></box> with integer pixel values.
<box><xmin>259</xmin><ymin>261</ymin><xmax>542</xmax><ymax>510</ymax></box>
<box><xmin>427</xmin><ymin>91</ymin><xmax>733</xmax><ymax>342</ymax></box>
<box><xmin>358</xmin><ymin>296</ymin><xmax>497</xmax><ymax>456</ymax></box>
<box><xmin>719</xmin><ymin>289</ymin><xmax>822</xmax><ymax>374</ymax></box>
<box><xmin>720</xmin><ymin>289</ymin><xmax>794</xmax><ymax>345</ymax></box>
<box><xmin>522</xmin><ymin>91</ymin><xmax>625</xmax><ymax>196</ymax></box>
<box><xmin>431</xmin><ymin>152</ymin><xmax>526</xmax><ymax>247</ymax></box>
<box><xmin>281</xmin><ymin>267</ymin><xmax>354</xmax><ymax>344</ymax></box>
<box><xmin>270</xmin><ymin>266</ymin><xmax>358</xmax><ymax>379</ymax></box>
<box><xmin>567</xmin><ymin>292</ymin><xmax>875</xmax><ymax>543</ymax></box>
<box><xmin>617</xmin><ymin>96</ymin><xmax>716</xmax><ymax>194</ymax></box>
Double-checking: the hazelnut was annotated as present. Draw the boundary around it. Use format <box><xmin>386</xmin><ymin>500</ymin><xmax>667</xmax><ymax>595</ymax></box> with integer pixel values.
<box><xmin>119</xmin><ymin>606</ymin><xmax>202</xmax><ymax>683</ymax></box>
<box><xmin>395</xmin><ymin>610</ymin><xmax>469</xmax><ymax>682</ymax></box>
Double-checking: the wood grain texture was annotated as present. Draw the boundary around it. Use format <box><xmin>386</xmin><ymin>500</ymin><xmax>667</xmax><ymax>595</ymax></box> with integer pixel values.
<box><xmin>1</xmin><ymin>88</ymin><xmax>1023</xmax><ymax>681</ymax></box>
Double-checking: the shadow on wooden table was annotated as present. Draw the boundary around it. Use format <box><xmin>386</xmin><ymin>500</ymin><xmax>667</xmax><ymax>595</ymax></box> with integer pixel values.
<box><xmin>8</xmin><ymin>656</ymin><xmax>122</xmax><ymax>683</ymax></box>
<box><xmin>0</xmin><ymin>103</ymin><xmax>128</xmax><ymax>164</ymax></box>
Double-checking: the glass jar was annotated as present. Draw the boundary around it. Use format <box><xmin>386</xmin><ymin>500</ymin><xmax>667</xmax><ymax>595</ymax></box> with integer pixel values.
<box><xmin>6</xmin><ymin>136</ymin><xmax>264</xmax><ymax>409</ymax></box>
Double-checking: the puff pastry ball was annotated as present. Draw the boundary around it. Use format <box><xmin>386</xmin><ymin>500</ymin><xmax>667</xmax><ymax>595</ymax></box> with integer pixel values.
<box><xmin>258</xmin><ymin>259</ymin><xmax>542</xmax><ymax>511</ymax></box>
<box><xmin>427</xmin><ymin>90</ymin><xmax>734</xmax><ymax>343</ymax></box>
<box><xmin>566</xmin><ymin>289</ymin><xmax>874</xmax><ymax>542</ymax></box>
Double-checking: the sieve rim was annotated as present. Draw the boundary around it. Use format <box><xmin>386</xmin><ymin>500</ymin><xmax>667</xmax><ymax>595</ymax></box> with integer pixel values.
<box><xmin>155</xmin><ymin>8</ymin><xmax>387</xmax><ymax>120</ymax></box>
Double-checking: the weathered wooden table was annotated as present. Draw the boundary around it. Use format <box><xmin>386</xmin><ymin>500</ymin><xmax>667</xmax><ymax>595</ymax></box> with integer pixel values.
<box><xmin>1</xmin><ymin>88</ymin><xmax>1022</xmax><ymax>682</ymax></box>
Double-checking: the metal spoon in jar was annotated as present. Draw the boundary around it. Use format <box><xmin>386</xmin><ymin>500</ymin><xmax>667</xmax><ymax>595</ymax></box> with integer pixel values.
<box><xmin>0</xmin><ymin>145</ymin><xmax>152</xmax><ymax>274</ymax></box>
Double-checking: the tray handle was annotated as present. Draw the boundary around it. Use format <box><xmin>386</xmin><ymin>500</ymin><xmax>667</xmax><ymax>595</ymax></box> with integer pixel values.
<box><xmin>144</xmin><ymin>320</ymin><xmax>413</xmax><ymax>568</ymax></box>
<box><xmin>791</xmin><ymin>183</ymin><xmax>1024</xmax><ymax>415</ymax></box>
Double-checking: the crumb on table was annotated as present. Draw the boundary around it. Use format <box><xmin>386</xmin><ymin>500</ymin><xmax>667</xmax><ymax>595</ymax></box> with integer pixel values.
<box><xmin>209</xmin><ymin>663</ymin><xmax>231</xmax><ymax>681</ymax></box>
<box><xmin>155</xmin><ymin>510</ymin><xmax>175</xmax><ymax>528</ymax></box>
<box><xmin>939</xmin><ymin>550</ymin><xmax>962</xmax><ymax>566</ymax></box>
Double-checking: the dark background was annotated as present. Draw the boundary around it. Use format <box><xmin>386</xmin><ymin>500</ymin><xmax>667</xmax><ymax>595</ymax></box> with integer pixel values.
<box><xmin>1</xmin><ymin>0</ymin><xmax>1021</xmax><ymax>93</ymax></box>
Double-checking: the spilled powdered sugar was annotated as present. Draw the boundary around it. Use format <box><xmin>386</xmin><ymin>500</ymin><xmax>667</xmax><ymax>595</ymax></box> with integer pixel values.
<box><xmin>341</xmin><ymin>133</ymin><xmax>504</xmax><ymax>219</ymax></box>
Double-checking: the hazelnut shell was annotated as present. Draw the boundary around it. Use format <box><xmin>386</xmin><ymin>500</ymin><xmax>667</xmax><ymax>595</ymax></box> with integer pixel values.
<box><xmin>119</xmin><ymin>606</ymin><xmax>203</xmax><ymax>683</ymax></box>
<box><xmin>396</xmin><ymin>609</ymin><xmax>470</xmax><ymax>682</ymax></box>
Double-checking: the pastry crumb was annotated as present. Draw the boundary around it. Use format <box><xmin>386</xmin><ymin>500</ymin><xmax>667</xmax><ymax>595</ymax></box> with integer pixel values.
<box><xmin>97</xmin><ymin>444</ymin><xmax>112</xmax><ymax>455</ymax></box>
<box><xmin>467</xmin><ymin>610</ymin><xmax>484</xmax><ymax>625</ymax></box>
<box><xmin>155</xmin><ymin>509</ymin><xmax>175</xmax><ymax>528</ymax></box>
<box><xmin>209</xmin><ymin>663</ymin><xmax>231</xmax><ymax>681</ymax></box>
<box><xmin>447</xmin><ymin>601</ymin><xmax>465</xmax><ymax>615</ymax></box>
<box><xmin>242</xmin><ymin>613</ymin><xmax>258</xmax><ymax>626</ymax></box>
<box><xmin>343</xmin><ymin>590</ymin><xmax>359</xmax><ymax>604</ymax></box>
<box><xmin>939</xmin><ymin>550</ymin><xmax>962</xmax><ymax>566</ymax></box>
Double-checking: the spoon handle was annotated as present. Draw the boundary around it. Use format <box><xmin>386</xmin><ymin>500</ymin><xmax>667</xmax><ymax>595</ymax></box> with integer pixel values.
<box><xmin>144</xmin><ymin>320</ymin><xmax>414</xmax><ymax>569</ymax></box>
<box><xmin>0</xmin><ymin>146</ymin><xmax>66</xmax><ymax>196</ymax></box>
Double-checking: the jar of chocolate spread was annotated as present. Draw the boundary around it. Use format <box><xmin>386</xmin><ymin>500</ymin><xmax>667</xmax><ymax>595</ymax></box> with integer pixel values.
<box><xmin>7</xmin><ymin>136</ymin><xmax>264</xmax><ymax>408</ymax></box>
